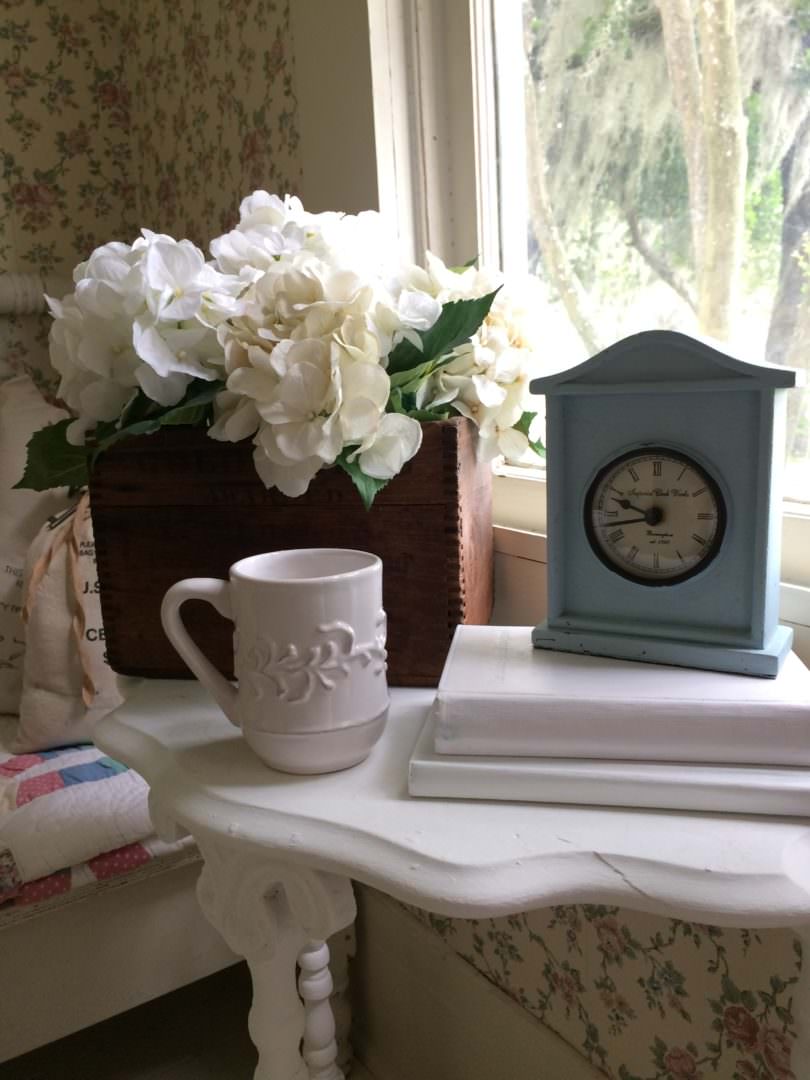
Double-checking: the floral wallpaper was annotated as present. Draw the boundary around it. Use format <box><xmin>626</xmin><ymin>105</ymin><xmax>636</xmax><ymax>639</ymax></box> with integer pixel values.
<box><xmin>407</xmin><ymin>900</ymin><xmax>804</xmax><ymax>1080</ymax></box>
<box><xmin>0</xmin><ymin>0</ymin><xmax>301</xmax><ymax>390</ymax></box>
<box><xmin>0</xmin><ymin>2</ymin><xmax>136</xmax><ymax>279</ymax></box>
<box><xmin>4</xmin><ymin>10</ymin><xmax>808</xmax><ymax>1079</ymax></box>
<box><xmin>123</xmin><ymin>0</ymin><xmax>300</xmax><ymax>249</ymax></box>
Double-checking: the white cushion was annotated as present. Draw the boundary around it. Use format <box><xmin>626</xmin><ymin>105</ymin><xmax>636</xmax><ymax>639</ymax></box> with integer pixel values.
<box><xmin>0</xmin><ymin>376</ymin><xmax>71</xmax><ymax>715</ymax></box>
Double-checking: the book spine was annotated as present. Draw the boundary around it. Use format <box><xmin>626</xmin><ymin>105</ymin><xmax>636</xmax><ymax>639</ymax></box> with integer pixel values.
<box><xmin>408</xmin><ymin>757</ymin><xmax>810</xmax><ymax>816</ymax></box>
<box><xmin>434</xmin><ymin>698</ymin><xmax>810</xmax><ymax>766</ymax></box>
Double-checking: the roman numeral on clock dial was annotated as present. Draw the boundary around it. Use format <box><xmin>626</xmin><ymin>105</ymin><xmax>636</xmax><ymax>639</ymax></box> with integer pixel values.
<box><xmin>586</xmin><ymin>448</ymin><xmax>725</xmax><ymax>584</ymax></box>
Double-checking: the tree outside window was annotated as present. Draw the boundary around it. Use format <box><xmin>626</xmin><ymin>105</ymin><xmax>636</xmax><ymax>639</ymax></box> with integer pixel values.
<box><xmin>509</xmin><ymin>0</ymin><xmax>810</xmax><ymax>501</ymax></box>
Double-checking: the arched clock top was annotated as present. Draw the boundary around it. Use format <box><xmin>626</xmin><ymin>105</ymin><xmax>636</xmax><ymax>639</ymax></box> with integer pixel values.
<box><xmin>530</xmin><ymin>330</ymin><xmax>799</xmax><ymax>395</ymax></box>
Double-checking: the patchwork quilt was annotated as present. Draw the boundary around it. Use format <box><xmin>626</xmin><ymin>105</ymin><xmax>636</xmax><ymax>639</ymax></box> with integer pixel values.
<box><xmin>0</xmin><ymin>719</ymin><xmax>194</xmax><ymax>914</ymax></box>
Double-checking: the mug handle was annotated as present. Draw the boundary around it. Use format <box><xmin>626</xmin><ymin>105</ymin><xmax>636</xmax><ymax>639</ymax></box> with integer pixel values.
<box><xmin>160</xmin><ymin>578</ymin><xmax>240</xmax><ymax>728</ymax></box>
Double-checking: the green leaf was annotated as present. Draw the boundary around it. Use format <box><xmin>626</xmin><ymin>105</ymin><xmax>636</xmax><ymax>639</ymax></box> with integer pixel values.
<box><xmin>14</xmin><ymin>419</ymin><xmax>90</xmax><ymax>492</ymax></box>
<box><xmin>89</xmin><ymin>415</ymin><xmax>165</xmax><ymax>462</ymax></box>
<box><xmin>91</xmin><ymin>379</ymin><xmax>224</xmax><ymax>457</ymax></box>
<box><xmin>336</xmin><ymin>451</ymin><xmax>391</xmax><ymax>510</ymax></box>
<box><xmin>386</xmin><ymin>385</ymin><xmax>451</xmax><ymax>422</ymax></box>
<box><xmin>403</xmin><ymin>407</ymin><xmax>453</xmax><ymax>422</ymax></box>
<box><xmin>161</xmin><ymin>403</ymin><xmax>211</xmax><ymax>427</ymax></box>
<box><xmin>170</xmin><ymin>378</ymin><xmax>224</xmax><ymax>413</ymax></box>
<box><xmin>386</xmin><ymin>289</ymin><xmax>501</xmax><ymax>378</ymax></box>
<box><xmin>389</xmin><ymin>358</ymin><xmax>440</xmax><ymax>393</ymax></box>
<box><xmin>389</xmin><ymin>357</ymin><xmax>428</xmax><ymax>391</ymax></box>
<box><xmin>385</xmin><ymin>338</ymin><xmax>422</xmax><ymax>380</ymax></box>
<box><xmin>514</xmin><ymin>410</ymin><xmax>546</xmax><ymax>458</ymax></box>
<box><xmin>118</xmin><ymin>389</ymin><xmax>162</xmax><ymax>426</ymax></box>
<box><xmin>15</xmin><ymin>380</ymin><xmax>224</xmax><ymax>492</ymax></box>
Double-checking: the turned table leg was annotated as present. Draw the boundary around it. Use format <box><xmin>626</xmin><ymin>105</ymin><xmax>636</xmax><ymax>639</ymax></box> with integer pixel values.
<box><xmin>246</xmin><ymin>913</ymin><xmax>309</xmax><ymax>1079</ymax></box>
<box><xmin>299</xmin><ymin>939</ymin><xmax>343</xmax><ymax>1080</ymax></box>
<box><xmin>192</xmin><ymin>836</ymin><xmax>357</xmax><ymax>1080</ymax></box>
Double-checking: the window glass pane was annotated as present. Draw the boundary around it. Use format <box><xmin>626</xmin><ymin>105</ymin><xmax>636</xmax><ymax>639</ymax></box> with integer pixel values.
<box><xmin>495</xmin><ymin>0</ymin><xmax>810</xmax><ymax>503</ymax></box>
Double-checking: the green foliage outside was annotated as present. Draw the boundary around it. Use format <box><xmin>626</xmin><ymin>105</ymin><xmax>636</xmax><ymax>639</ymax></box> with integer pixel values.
<box><xmin>523</xmin><ymin>0</ymin><xmax>810</xmax><ymax>493</ymax></box>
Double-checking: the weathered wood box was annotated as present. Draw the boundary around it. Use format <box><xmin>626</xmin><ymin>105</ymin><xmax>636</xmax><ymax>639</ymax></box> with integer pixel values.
<box><xmin>88</xmin><ymin>418</ymin><xmax>493</xmax><ymax>687</ymax></box>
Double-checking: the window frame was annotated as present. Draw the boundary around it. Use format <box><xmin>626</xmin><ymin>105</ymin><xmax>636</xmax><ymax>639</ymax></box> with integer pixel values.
<box><xmin>297</xmin><ymin>0</ymin><xmax>810</xmax><ymax>630</ymax></box>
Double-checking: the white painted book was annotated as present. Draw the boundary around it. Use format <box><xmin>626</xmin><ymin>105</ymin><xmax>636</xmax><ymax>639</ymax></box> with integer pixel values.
<box><xmin>433</xmin><ymin>626</ymin><xmax>810</xmax><ymax>766</ymax></box>
<box><xmin>409</xmin><ymin>708</ymin><xmax>810</xmax><ymax>815</ymax></box>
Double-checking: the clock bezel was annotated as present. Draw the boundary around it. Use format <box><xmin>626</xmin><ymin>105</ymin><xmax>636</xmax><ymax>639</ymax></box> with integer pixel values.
<box><xmin>583</xmin><ymin>445</ymin><xmax>728</xmax><ymax>588</ymax></box>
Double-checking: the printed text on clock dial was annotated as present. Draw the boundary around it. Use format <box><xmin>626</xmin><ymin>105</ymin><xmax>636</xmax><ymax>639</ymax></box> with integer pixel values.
<box><xmin>591</xmin><ymin>452</ymin><xmax>721</xmax><ymax>580</ymax></box>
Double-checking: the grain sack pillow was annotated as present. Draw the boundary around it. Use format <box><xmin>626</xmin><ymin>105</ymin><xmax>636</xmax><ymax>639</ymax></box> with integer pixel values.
<box><xmin>0</xmin><ymin>376</ymin><xmax>72</xmax><ymax>714</ymax></box>
<box><xmin>13</xmin><ymin>494</ymin><xmax>123</xmax><ymax>752</ymax></box>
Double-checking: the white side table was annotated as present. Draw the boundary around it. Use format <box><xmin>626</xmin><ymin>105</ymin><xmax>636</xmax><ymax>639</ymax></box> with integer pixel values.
<box><xmin>95</xmin><ymin>681</ymin><xmax>810</xmax><ymax>1080</ymax></box>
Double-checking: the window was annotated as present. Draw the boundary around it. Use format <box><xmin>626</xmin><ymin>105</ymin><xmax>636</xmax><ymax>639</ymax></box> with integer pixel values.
<box><xmin>486</xmin><ymin>0</ymin><xmax>810</xmax><ymax>593</ymax></box>
<box><xmin>312</xmin><ymin>0</ymin><xmax>809</xmax><ymax>601</ymax></box>
<box><xmin>492</xmin><ymin>0</ymin><xmax>810</xmax><ymax>498</ymax></box>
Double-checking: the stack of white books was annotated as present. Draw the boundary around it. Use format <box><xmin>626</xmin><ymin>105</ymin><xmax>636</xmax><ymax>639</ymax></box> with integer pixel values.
<box><xmin>408</xmin><ymin>625</ymin><xmax>810</xmax><ymax>815</ymax></box>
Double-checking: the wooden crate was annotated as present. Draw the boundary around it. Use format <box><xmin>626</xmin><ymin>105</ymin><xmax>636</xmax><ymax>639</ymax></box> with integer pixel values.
<box><xmin>88</xmin><ymin>418</ymin><xmax>493</xmax><ymax>687</ymax></box>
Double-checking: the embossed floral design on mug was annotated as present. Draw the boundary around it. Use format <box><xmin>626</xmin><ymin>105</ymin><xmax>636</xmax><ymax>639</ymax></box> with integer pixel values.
<box><xmin>160</xmin><ymin>549</ymin><xmax>389</xmax><ymax>773</ymax></box>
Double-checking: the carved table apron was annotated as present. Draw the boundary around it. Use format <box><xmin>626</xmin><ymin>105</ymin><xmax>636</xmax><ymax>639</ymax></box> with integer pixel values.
<box><xmin>95</xmin><ymin>681</ymin><xmax>810</xmax><ymax>1080</ymax></box>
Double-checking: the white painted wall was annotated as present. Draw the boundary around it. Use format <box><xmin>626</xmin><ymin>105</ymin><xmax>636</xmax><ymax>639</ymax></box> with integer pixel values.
<box><xmin>289</xmin><ymin>2</ymin><xmax>380</xmax><ymax>215</ymax></box>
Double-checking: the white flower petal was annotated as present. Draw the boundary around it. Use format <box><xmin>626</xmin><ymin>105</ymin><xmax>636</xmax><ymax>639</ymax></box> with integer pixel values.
<box><xmin>74</xmin><ymin>279</ymin><xmax>129</xmax><ymax>319</ymax></box>
<box><xmin>340</xmin><ymin>397</ymin><xmax>382</xmax><ymax>443</ymax></box>
<box><xmin>146</xmin><ymin>239</ymin><xmax>205</xmax><ymax>290</ymax></box>
<box><xmin>472</xmin><ymin>372</ymin><xmax>508</xmax><ymax>408</ymax></box>
<box><xmin>252</xmin><ymin>441</ymin><xmax>322</xmax><ymax>497</ymax></box>
<box><xmin>273</xmin><ymin>415</ymin><xmax>341</xmax><ymax>464</ymax></box>
<box><xmin>357</xmin><ymin>413</ymin><xmax>422</xmax><ymax>480</ymax></box>
<box><xmin>133</xmin><ymin>320</ymin><xmax>217</xmax><ymax>380</ymax></box>
<box><xmin>497</xmin><ymin>428</ymin><xmax>531</xmax><ymax>461</ymax></box>
<box><xmin>66</xmin><ymin>416</ymin><xmax>97</xmax><ymax>445</ymax></box>
<box><xmin>78</xmin><ymin>379</ymin><xmax>132</xmax><ymax>422</ymax></box>
<box><xmin>397</xmin><ymin>289</ymin><xmax>441</xmax><ymax>331</ymax></box>
<box><xmin>341</xmin><ymin>360</ymin><xmax>389</xmax><ymax>409</ymax></box>
<box><xmin>135</xmin><ymin>364</ymin><xmax>189</xmax><ymax>406</ymax></box>
<box><xmin>208</xmin><ymin>393</ymin><xmax>261</xmax><ymax>442</ymax></box>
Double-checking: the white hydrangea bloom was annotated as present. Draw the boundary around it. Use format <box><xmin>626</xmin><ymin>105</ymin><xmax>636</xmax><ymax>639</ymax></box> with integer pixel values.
<box><xmin>44</xmin><ymin>192</ymin><xmax>543</xmax><ymax>499</ymax></box>
<box><xmin>251</xmin><ymin>436</ymin><xmax>326</xmax><ymax>499</ymax></box>
<box><xmin>356</xmin><ymin>413</ymin><xmax>423</xmax><ymax>479</ymax></box>
<box><xmin>47</xmin><ymin>231</ymin><xmax>239</xmax><ymax>442</ymax></box>
<box><xmin>337</xmin><ymin>356</ymin><xmax>391</xmax><ymax>445</ymax></box>
<box><xmin>209</xmin><ymin>192</ymin><xmax>313</xmax><ymax>276</ymax></box>
<box><xmin>254</xmin><ymin>339</ymin><xmax>342</xmax><ymax>463</ymax></box>
<box><xmin>209</xmin><ymin>192</ymin><xmax>399</xmax><ymax>283</ymax></box>
<box><xmin>209</xmin><ymin>222</ymin><xmax>434</xmax><ymax>494</ymax></box>
<box><xmin>412</xmin><ymin>252</ymin><xmax>544</xmax><ymax>463</ymax></box>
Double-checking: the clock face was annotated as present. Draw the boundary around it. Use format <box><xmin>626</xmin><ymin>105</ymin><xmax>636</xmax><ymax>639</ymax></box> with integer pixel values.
<box><xmin>584</xmin><ymin>447</ymin><xmax>726</xmax><ymax>586</ymax></box>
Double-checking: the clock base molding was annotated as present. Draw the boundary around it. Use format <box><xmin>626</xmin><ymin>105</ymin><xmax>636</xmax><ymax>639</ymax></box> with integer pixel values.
<box><xmin>531</xmin><ymin>621</ymin><xmax>794</xmax><ymax>678</ymax></box>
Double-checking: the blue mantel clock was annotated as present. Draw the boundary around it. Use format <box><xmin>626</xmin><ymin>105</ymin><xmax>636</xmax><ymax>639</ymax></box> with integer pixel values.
<box><xmin>529</xmin><ymin>329</ymin><xmax>799</xmax><ymax>677</ymax></box>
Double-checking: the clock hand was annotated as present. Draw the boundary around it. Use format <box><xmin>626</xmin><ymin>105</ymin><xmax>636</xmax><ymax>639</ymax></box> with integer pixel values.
<box><xmin>613</xmin><ymin>497</ymin><xmax>647</xmax><ymax>515</ymax></box>
<box><xmin>602</xmin><ymin>516</ymin><xmax>649</xmax><ymax>527</ymax></box>
<box><xmin>611</xmin><ymin>498</ymin><xmax>663</xmax><ymax>527</ymax></box>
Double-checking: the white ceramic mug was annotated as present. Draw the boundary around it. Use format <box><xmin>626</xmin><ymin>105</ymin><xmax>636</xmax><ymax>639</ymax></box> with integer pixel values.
<box><xmin>160</xmin><ymin>548</ymin><xmax>389</xmax><ymax>773</ymax></box>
